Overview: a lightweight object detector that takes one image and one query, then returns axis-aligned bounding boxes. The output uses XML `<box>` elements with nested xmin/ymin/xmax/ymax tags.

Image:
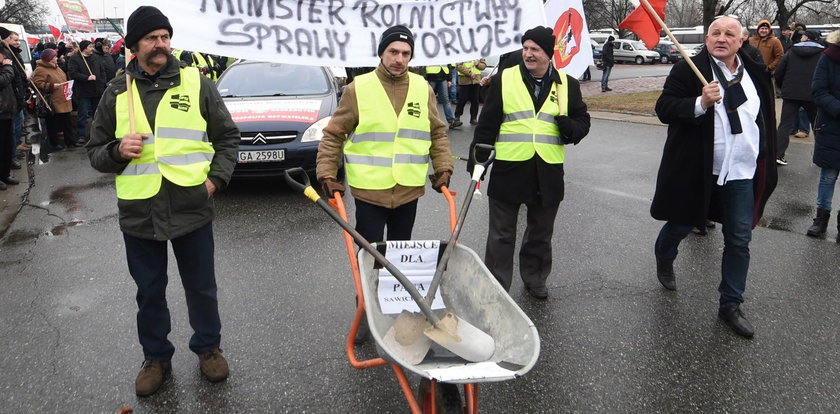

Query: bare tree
<box><xmin>771</xmin><ymin>0</ymin><xmax>838</xmax><ymax>29</ymax></box>
<box><xmin>0</xmin><ymin>0</ymin><xmax>49</xmax><ymax>31</ymax></box>
<box><xmin>583</xmin><ymin>0</ymin><xmax>635</xmax><ymax>37</ymax></box>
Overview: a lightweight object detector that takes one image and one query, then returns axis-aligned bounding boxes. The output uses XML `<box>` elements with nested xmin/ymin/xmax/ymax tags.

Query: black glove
<box><xmin>429</xmin><ymin>171</ymin><xmax>452</xmax><ymax>193</ymax></box>
<box><xmin>555</xmin><ymin>115</ymin><xmax>581</xmax><ymax>145</ymax></box>
<box><xmin>320</xmin><ymin>177</ymin><xmax>345</xmax><ymax>198</ymax></box>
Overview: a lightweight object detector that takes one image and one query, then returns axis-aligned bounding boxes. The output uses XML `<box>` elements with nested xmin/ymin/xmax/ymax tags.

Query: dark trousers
<box><xmin>485</xmin><ymin>197</ymin><xmax>561</xmax><ymax>291</ymax></box>
<box><xmin>0</xmin><ymin>119</ymin><xmax>12</xmax><ymax>179</ymax></box>
<box><xmin>654</xmin><ymin>179</ymin><xmax>754</xmax><ymax>308</ymax></box>
<box><xmin>354</xmin><ymin>198</ymin><xmax>418</xmax><ymax>244</ymax></box>
<box><xmin>455</xmin><ymin>84</ymin><xmax>480</xmax><ymax>121</ymax></box>
<box><xmin>776</xmin><ymin>99</ymin><xmax>817</xmax><ymax>158</ymax></box>
<box><xmin>46</xmin><ymin>112</ymin><xmax>75</xmax><ymax>147</ymax></box>
<box><xmin>75</xmin><ymin>96</ymin><xmax>100</xmax><ymax>139</ymax></box>
<box><xmin>123</xmin><ymin>222</ymin><xmax>221</xmax><ymax>360</ymax></box>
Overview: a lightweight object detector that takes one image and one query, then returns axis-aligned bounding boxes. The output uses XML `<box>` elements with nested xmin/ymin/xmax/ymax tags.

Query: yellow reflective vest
<box><xmin>496</xmin><ymin>65</ymin><xmax>569</xmax><ymax>164</ymax></box>
<box><xmin>114</xmin><ymin>67</ymin><xmax>214</xmax><ymax>200</ymax></box>
<box><xmin>461</xmin><ymin>61</ymin><xmax>482</xmax><ymax>75</ymax></box>
<box><xmin>425</xmin><ymin>65</ymin><xmax>450</xmax><ymax>75</ymax></box>
<box><xmin>344</xmin><ymin>71</ymin><xmax>431</xmax><ymax>189</ymax></box>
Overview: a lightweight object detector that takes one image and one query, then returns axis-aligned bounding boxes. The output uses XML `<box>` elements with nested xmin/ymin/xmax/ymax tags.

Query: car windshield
<box><xmin>631</xmin><ymin>41</ymin><xmax>650</xmax><ymax>50</ymax></box>
<box><xmin>217</xmin><ymin>62</ymin><xmax>329</xmax><ymax>97</ymax></box>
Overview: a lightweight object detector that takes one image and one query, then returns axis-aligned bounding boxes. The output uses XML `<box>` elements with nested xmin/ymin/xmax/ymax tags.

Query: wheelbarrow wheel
<box><xmin>418</xmin><ymin>378</ymin><xmax>463</xmax><ymax>414</ymax></box>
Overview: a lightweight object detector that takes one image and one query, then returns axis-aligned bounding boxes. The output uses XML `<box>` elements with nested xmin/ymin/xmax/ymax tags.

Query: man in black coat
<box><xmin>774</xmin><ymin>30</ymin><xmax>825</xmax><ymax>164</ymax></box>
<box><xmin>469</xmin><ymin>26</ymin><xmax>590</xmax><ymax>299</ymax></box>
<box><xmin>600</xmin><ymin>36</ymin><xmax>615</xmax><ymax>92</ymax></box>
<box><xmin>68</xmin><ymin>40</ymin><xmax>107</xmax><ymax>143</ymax></box>
<box><xmin>651</xmin><ymin>17</ymin><xmax>777</xmax><ymax>338</ymax></box>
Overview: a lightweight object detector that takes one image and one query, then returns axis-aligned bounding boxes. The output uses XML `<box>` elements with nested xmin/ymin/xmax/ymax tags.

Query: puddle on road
<box><xmin>46</xmin><ymin>220</ymin><xmax>86</xmax><ymax>236</ymax></box>
<box><xmin>45</xmin><ymin>178</ymin><xmax>113</xmax><ymax>212</ymax></box>
<box><xmin>1</xmin><ymin>229</ymin><xmax>40</xmax><ymax>246</ymax></box>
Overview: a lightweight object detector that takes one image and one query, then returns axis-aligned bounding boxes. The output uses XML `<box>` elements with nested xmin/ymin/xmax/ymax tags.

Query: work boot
<box><xmin>198</xmin><ymin>348</ymin><xmax>229</xmax><ymax>382</ymax></box>
<box><xmin>806</xmin><ymin>208</ymin><xmax>831</xmax><ymax>237</ymax></box>
<box><xmin>135</xmin><ymin>359</ymin><xmax>171</xmax><ymax>397</ymax></box>
<box><xmin>656</xmin><ymin>257</ymin><xmax>676</xmax><ymax>291</ymax></box>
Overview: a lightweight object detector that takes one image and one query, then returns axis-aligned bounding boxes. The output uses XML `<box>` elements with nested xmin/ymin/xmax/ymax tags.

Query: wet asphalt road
<box><xmin>1</xmin><ymin>118</ymin><xmax>839</xmax><ymax>413</ymax></box>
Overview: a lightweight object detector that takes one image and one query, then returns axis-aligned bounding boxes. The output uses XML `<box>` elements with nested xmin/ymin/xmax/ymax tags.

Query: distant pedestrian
<box><xmin>739</xmin><ymin>27</ymin><xmax>764</xmax><ymax>66</ymax></box>
<box><xmin>601</xmin><ymin>36</ymin><xmax>615</xmax><ymax>92</ymax></box>
<box><xmin>425</xmin><ymin>63</ymin><xmax>460</xmax><ymax>128</ymax></box>
<box><xmin>651</xmin><ymin>17</ymin><xmax>777</xmax><ymax>338</ymax></box>
<box><xmin>454</xmin><ymin>58</ymin><xmax>486</xmax><ymax>125</ymax></box>
<box><xmin>86</xmin><ymin>6</ymin><xmax>240</xmax><ymax>396</ymax></box>
<box><xmin>748</xmin><ymin>20</ymin><xmax>784</xmax><ymax>74</ymax></box>
<box><xmin>774</xmin><ymin>30</ymin><xmax>824</xmax><ymax>165</ymax></box>
<box><xmin>806</xmin><ymin>29</ymin><xmax>840</xmax><ymax>241</ymax></box>
<box><xmin>31</xmin><ymin>48</ymin><xmax>76</xmax><ymax>150</ymax></box>
<box><xmin>68</xmin><ymin>39</ymin><xmax>107</xmax><ymax>143</ymax></box>
<box><xmin>0</xmin><ymin>27</ymin><xmax>21</xmax><ymax>191</ymax></box>
<box><xmin>780</xmin><ymin>26</ymin><xmax>793</xmax><ymax>52</ymax></box>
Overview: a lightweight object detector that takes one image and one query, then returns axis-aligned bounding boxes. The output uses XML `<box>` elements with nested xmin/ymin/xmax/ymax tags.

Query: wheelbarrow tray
<box><xmin>358</xmin><ymin>242</ymin><xmax>540</xmax><ymax>384</ymax></box>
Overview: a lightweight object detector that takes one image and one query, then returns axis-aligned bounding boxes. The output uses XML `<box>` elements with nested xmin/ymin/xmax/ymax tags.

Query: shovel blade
<box><xmin>381</xmin><ymin>310</ymin><xmax>432</xmax><ymax>365</ymax></box>
<box><xmin>424</xmin><ymin>313</ymin><xmax>495</xmax><ymax>362</ymax></box>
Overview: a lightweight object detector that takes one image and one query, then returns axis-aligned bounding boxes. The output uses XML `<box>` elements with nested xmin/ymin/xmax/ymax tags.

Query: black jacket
<box><xmin>469</xmin><ymin>63</ymin><xmax>591</xmax><ymax>206</ymax></box>
<box><xmin>67</xmin><ymin>52</ymin><xmax>108</xmax><ymax>98</ymax></box>
<box><xmin>812</xmin><ymin>46</ymin><xmax>840</xmax><ymax>169</ymax></box>
<box><xmin>94</xmin><ymin>49</ymin><xmax>116</xmax><ymax>83</ymax></box>
<box><xmin>602</xmin><ymin>41</ymin><xmax>615</xmax><ymax>67</ymax></box>
<box><xmin>424</xmin><ymin>64</ymin><xmax>454</xmax><ymax>82</ymax></box>
<box><xmin>0</xmin><ymin>64</ymin><xmax>17</xmax><ymax>119</ymax></box>
<box><xmin>776</xmin><ymin>41</ymin><xmax>826</xmax><ymax>101</ymax></box>
<box><xmin>651</xmin><ymin>49</ymin><xmax>777</xmax><ymax>227</ymax></box>
<box><xmin>1</xmin><ymin>46</ymin><xmax>26</xmax><ymax>111</ymax></box>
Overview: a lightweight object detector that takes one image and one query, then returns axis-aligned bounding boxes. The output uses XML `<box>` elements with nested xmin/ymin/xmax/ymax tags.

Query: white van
<box><xmin>612</xmin><ymin>39</ymin><xmax>661</xmax><ymax>64</ymax></box>
<box><xmin>0</xmin><ymin>23</ymin><xmax>33</xmax><ymax>77</ymax></box>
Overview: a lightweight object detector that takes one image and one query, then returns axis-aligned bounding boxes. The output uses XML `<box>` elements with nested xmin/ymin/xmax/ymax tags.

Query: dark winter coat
<box><xmin>94</xmin><ymin>50</ymin><xmax>116</xmax><ymax>83</ymax></box>
<box><xmin>1</xmin><ymin>46</ymin><xmax>26</xmax><ymax>111</ymax></box>
<box><xmin>0</xmin><ymin>64</ymin><xmax>17</xmax><ymax>119</ymax></box>
<box><xmin>775</xmin><ymin>41</ymin><xmax>826</xmax><ymax>101</ymax></box>
<box><xmin>602</xmin><ymin>41</ymin><xmax>615</xmax><ymax>67</ymax></box>
<box><xmin>469</xmin><ymin>63</ymin><xmax>591</xmax><ymax>206</ymax></box>
<box><xmin>87</xmin><ymin>56</ymin><xmax>241</xmax><ymax>241</ymax></box>
<box><xmin>739</xmin><ymin>44</ymin><xmax>764</xmax><ymax>67</ymax></box>
<box><xmin>651</xmin><ymin>48</ymin><xmax>777</xmax><ymax>228</ymax></box>
<box><xmin>812</xmin><ymin>45</ymin><xmax>840</xmax><ymax>169</ymax></box>
<box><xmin>67</xmin><ymin>52</ymin><xmax>108</xmax><ymax>98</ymax></box>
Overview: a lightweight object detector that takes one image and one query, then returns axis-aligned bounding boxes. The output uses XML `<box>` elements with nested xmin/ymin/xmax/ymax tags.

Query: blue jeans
<box><xmin>655</xmin><ymin>179</ymin><xmax>754</xmax><ymax>308</ymax></box>
<box><xmin>794</xmin><ymin>107</ymin><xmax>809</xmax><ymax>133</ymax></box>
<box><xmin>449</xmin><ymin>70</ymin><xmax>458</xmax><ymax>102</ymax></box>
<box><xmin>123</xmin><ymin>222</ymin><xmax>222</xmax><ymax>360</ymax></box>
<box><xmin>76</xmin><ymin>96</ymin><xmax>100</xmax><ymax>139</ymax></box>
<box><xmin>11</xmin><ymin>110</ymin><xmax>23</xmax><ymax>159</ymax></box>
<box><xmin>817</xmin><ymin>168</ymin><xmax>839</xmax><ymax>211</ymax></box>
<box><xmin>429</xmin><ymin>79</ymin><xmax>454</xmax><ymax>123</ymax></box>
<box><xmin>601</xmin><ymin>66</ymin><xmax>612</xmax><ymax>90</ymax></box>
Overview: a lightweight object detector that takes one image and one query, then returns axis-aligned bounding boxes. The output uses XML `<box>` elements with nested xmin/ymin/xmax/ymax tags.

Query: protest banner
<box><xmin>56</xmin><ymin>0</ymin><xmax>95</xmax><ymax>32</ymax></box>
<box><xmin>126</xmin><ymin>0</ymin><xmax>547</xmax><ymax>67</ymax></box>
<box><xmin>544</xmin><ymin>0</ymin><xmax>593</xmax><ymax>78</ymax></box>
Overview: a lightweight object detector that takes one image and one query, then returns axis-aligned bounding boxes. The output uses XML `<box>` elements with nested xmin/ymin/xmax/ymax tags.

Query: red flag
<box><xmin>55</xmin><ymin>0</ymin><xmax>95</xmax><ymax>32</ymax></box>
<box><xmin>618</xmin><ymin>0</ymin><xmax>667</xmax><ymax>50</ymax></box>
<box><xmin>49</xmin><ymin>25</ymin><xmax>61</xmax><ymax>40</ymax></box>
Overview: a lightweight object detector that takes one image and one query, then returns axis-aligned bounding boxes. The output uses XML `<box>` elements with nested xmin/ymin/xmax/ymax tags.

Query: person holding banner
<box><xmin>86</xmin><ymin>6</ymin><xmax>240</xmax><ymax>396</ymax></box>
<box><xmin>651</xmin><ymin>16</ymin><xmax>777</xmax><ymax>338</ymax></box>
<box><xmin>68</xmin><ymin>40</ymin><xmax>107</xmax><ymax>144</ymax></box>
<box><xmin>32</xmin><ymin>48</ymin><xmax>75</xmax><ymax>150</ymax></box>
<box><xmin>469</xmin><ymin>26</ymin><xmax>591</xmax><ymax>300</ymax></box>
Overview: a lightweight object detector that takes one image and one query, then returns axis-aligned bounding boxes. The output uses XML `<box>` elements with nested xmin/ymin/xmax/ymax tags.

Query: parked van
<box><xmin>612</xmin><ymin>39</ymin><xmax>660</xmax><ymax>64</ymax></box>
<box><xmin>0</xmin><ymin>23</ymin><xmax>33</xmax><ymax>77</ymax></box>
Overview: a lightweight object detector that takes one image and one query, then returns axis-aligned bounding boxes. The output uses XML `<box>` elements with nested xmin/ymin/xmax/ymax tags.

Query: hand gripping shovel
<box><xmin>284</xmin><ymin>169</ymin><xmax>495</xmax><ymax>364</ymax></box>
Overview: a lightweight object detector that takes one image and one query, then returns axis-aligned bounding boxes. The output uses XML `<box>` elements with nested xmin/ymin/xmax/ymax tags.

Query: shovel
<box><xmin>284</xmin><ymin>169</ymin><xmax>495</xmax><ymax>364</ymax></box>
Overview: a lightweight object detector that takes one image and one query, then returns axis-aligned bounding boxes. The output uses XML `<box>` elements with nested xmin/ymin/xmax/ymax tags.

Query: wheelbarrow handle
<box><xmin>285</xmin><ymin>167</ymin><xmax>441</xmax><ymax>325</ymax></box>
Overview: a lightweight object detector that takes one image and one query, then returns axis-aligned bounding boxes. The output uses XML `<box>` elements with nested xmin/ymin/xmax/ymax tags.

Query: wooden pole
<box><xmin>638</xmin><ymin>0</ymin><xmax>709</xmax><ymax>86</ymax></box>
<box><xmin>2</xmin><ymin>41</ymin><xmax>52</xmax><ymax>112</ymax></box>
<box><xmin>124</xmin><ymin>54</ymin><xmax>136</xmax><ymax>134</ymax></box>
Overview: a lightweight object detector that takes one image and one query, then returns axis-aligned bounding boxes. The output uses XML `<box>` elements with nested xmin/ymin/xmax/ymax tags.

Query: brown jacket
<box><xmin>749</xmin><ymin>22</ymin><xmax>784</xmax><ymax>72</ymax></box>
<box><xmin>316</xmin><ymin>64</ymin><xmax>453</xmax><ymax>209</ymax></box>
<box><xmin>31</xmin><ymin>60</ymin><xmax>72</xmax><ymax>114</ymax></box>
<box><xmin>456</xmin><ymin>59</ymin><xmax>487</xmax><ymax>85</ymax></box>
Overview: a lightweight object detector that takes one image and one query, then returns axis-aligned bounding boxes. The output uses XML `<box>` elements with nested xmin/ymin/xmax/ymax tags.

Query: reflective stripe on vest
<box><xmin>497</xmin><ymin>65</ymin><xmax>569</xmax><ymax>164</ymax></box>
<box><xmin>114</xmin><ymin>67</ymin><xmax>213</xmax><ymax>200</ymax></box>
<box><xmin>344</xmin><ymin>71</ymin><xmax>431</xmax><ymax>189</ymax></box>
<box><xmin>461</xmin><ymin>61</ymin><xmax>482</xmax><ymax>75</ymax></box>
<box><xmin>425</xmin><ymin>65</ymin><xmax>450</xmax><ymax>75</ymax></box>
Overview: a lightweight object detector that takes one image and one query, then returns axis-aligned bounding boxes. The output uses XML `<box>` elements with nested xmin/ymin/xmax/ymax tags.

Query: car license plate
<box><xmin>238</xmin><ymin>149</ymin><xmax>285</xmax><ymax>163</ymax></box>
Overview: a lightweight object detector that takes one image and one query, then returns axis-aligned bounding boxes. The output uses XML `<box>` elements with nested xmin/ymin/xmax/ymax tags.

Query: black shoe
<box><xmin>718</xmin><ymin>305</ymin><xmax>754</xmax><ymax>338</ymax></box>
<box><xmin>75</xmin><ymin>139</ymin><xmax>87</xmax><ymax>146</ymax></box>
<box><xmin>0</xmin><ymin>180</ymin><xmax>6</xmax><ymax>191</ymax></box>
<box><xmin>449</xmin><ymin>120</ymin><xmax>463</xmax><ymax>129</ymax></box>
<box><xmin>525</xmin><ymin>285</ymin><xmax>548</xmax><ymax>300</ymax></box>
<box><xmin>1</xmin><ymin>177</ymin><xmax>20</xmax><ymax>185</ymax></box>
<box><xmin>655</xmin><ymin>258</ymin><xmax>676</xmax><ymax>290</ymax></box>
<box><xmin>604</xmin><ymin>87</ymin><xmax>613</xmax><ymax>91</ymax></box>
<box><xmin>10</xmin><ymin>160</ymin><xmax>21</xmax><ymax>170</ymax></box>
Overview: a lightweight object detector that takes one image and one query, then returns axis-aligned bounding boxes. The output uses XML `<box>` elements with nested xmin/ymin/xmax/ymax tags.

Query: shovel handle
<box><xmin>425</xmin><ymin>145</ymin><xmax>496</xmax><ymax>303</ymax></box>
<box><xmin>284</xmin><ymin>168</ymin><xmax>441</xmax><ymax>324</ymax></box>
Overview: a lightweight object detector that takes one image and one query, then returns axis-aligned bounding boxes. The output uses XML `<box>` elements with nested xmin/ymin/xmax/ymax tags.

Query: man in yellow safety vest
<box><xmin>469</xmin><ymin>26</ymin><xmax>591</xmax><ymax>300</ymax></box>
<box><xmin>316</xmin><ymin>25</ymin><xmax>454</xmax><ymax>342</ymax></box>
<box><xmin>86</xmin><ymin>6</ymin><xmax>240</xmax><ymax>397</ymax></box>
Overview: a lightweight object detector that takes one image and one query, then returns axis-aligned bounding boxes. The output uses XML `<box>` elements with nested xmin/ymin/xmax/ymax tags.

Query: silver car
<box><xmin>612</xmin><ymin>39</ymin><xmax>661</xmax><ymax>65</ymax></box>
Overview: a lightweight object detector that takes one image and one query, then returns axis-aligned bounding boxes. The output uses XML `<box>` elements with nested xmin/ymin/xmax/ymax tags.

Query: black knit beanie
<box><xmin>378</xmin><ymin>25</ymin><xmax>414</xmax><ymax>58</ymax></box>
<box><xmin>125</xmin><ymin>6</ymin><xmax>173</xmax><ymax>49</ymax></box>
<box><xmin>0</xmin><ymin>26</ymin><xmax>10</xmax><ymax>40</ymax></box>
<box><xmin>79</xmin><ymin>40</ymin><xmax>92</xmax><ymax>52</ymax></box>
<box><xmin>522</xmin><ymin>26</ymin><xmax>556</xmax><ymax>58</ymax></box>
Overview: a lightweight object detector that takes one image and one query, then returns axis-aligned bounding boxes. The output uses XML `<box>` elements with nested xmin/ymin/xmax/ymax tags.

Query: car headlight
<box><xmin>301</xmin><ymin>116</ymin><xmax>331</xmax><ymax>143</ymax></box>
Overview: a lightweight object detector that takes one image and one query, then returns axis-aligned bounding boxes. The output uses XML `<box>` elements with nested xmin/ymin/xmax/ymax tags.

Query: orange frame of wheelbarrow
<box><xmin>329</xmin><ymin>187</ymin><xmax>479</xmax><ymax>414</ymax></box>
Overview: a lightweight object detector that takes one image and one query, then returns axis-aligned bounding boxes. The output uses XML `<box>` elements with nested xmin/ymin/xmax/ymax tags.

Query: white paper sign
<box><xmin>378</xmin><ymin>240</ymin><xmax>445</xmax><ymax>314</ymax></box>
<box><xmin>126</xmin><ymin>0</ymin><xmax>548</xmax><ymax>67</ymax></box>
